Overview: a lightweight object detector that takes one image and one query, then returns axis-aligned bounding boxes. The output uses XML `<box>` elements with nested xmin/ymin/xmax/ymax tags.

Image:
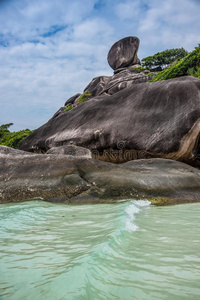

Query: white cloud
<box><xmin>138</xmin><ymin>0</ymin><xmax>200</xmax><ymax>53</ymax></box>
<box><xmin>0</xmin><ymin>0</ymin><xmax>97</xmax><ymax>40</ymax></box>
<box><xmin>0</xmin><ymin>0</ymin><xmax>199</xmax><ymax>131</ymax></box>
<box><xmin>73</xmin><ymin>18</ymin><xmax>113</xmax><ymax>43</ymax></box>
<box><xmin>114</xmin><ymin>0</ymin><xmax>142</xmax><ymax>21</ymax></box>
<box><xmin>0</xmin><ymin>0</ymin><xmax>115</xmax><ymax>130</ymax></box>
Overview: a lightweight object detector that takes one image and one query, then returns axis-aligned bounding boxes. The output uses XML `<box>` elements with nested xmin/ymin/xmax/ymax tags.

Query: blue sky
<box><xmin>0</xmin><ymin>0</ymin><xmax>200</xmax><ymax>131</ymax></box>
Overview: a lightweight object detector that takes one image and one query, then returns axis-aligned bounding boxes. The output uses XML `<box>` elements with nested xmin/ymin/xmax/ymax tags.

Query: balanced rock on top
<box><xmin>107</xmin><ymin>36</ymin><xmax>140</xmax><ymax>70</ymax></box>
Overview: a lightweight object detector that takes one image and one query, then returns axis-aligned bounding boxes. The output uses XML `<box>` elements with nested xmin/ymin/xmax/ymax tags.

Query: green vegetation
<box><xmin>187</xmin><ymin>66</ymin><xmax>200</xmax><ymax>78</ymax></box>
<box><xmin>141</xmin><ymin>48</ymin><xmax>188</xmax><ymax>70</ymax></box>
<box><xmin>64</xmin><ymin>104</ymin><xmax>72</xmax><ymax>111</ymax></box>
<box><xmin>77</xmin><ymin>91</ymin><xmax>92</xmax><ymax>104</ymax></box>
<box><xmin>150</xmin><ymin>45</ymin><xmax>200</xmax><ymax>82</ymax></box>
<box><xmin>64</xmin><ymin>91</ymin><xmax>92</xmax><ymax>112</ymax></box>
<box><xmin>132</xmin><ymin>66</ymin><xmax>146</xmax><ymax>72</ymax></box>
<box><xmin>0</xmin><ymin>123</ymin><xmax>33</xmax><ymax>149</ymax></box>
<box><xmin>147</xmin><ymin>72</ymin><xmax>154</xmax><ymax>77</ymax></box>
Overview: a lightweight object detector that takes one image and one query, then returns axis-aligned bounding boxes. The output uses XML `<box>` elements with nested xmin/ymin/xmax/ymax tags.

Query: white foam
<box><xmin>124</xmin><ymin>200</ymin><xmax>150</xmax><ymax>232</ymax></box>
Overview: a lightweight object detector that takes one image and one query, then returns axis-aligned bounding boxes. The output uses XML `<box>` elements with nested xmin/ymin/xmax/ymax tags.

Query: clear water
<box><xmin>0</xmin><ymin>200</ymin><xmax>200</xmax><ymax>300</ymax></box>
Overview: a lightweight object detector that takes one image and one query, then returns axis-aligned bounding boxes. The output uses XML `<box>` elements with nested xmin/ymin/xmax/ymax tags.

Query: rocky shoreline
<box><xmin>1</xmin><ymin>145</ymin><xmax>200</xmax><ymax>205</ymax></box>
<box><xmin>1</xmin><ymin>36</ymin><xmax>200</xmax><ymax>205</ymax></box>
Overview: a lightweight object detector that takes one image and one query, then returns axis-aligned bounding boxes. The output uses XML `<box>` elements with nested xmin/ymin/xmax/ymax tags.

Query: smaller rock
<box><xmin>46</xmin><ymin>145</ymin><xmax>92</xmax><ymax>158</ymax></box>
<box><xmin>52</xmin><ymin>107</ymin><xmax>65</xmax><ymax>119</ymax></box>
<box><xmin>84</xmin><ymin>76</ymin><xmax>110</xmax><ymax>97</ymax></box>
<box><xmin>64</xmin><ymin>93</ymin><xmax>81</xmax><ymax>106</ymax></box>
<box><xmin>0</xmin><ymin>145</ymin><xmax>35</xmax><ymax>156</ymax></box>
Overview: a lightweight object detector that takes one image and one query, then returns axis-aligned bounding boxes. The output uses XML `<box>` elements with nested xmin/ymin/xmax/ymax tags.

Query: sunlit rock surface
<box><xmin>20</xmin><ymin>76</ymin><xmax>200</xmax><ymax>167</ymax></box>
<box><xmin>1</xmin><ymin>147</ymin><xmax>200</xmax><ymax>205</ymax></box>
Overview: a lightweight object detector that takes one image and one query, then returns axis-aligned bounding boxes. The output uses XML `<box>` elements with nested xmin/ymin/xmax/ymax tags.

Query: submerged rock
<box><xmin>1</xmin><ymin>147</ymin><xmax>200</xmax><ymax>205</ymax></box>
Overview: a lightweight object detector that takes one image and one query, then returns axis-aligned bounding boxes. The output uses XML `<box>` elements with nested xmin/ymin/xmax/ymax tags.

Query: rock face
<box><xmin>20</xmin><ymin>76</ymin><xmax>200</xmax><ymax>167</ymax></box>
<box><xmin>62</xmin><ymin>37</ymin><xmax>153</xmax><ymax>107</ymax></box>
<box><xmin>0</xmin><ymin>145</ymin><xmax>35</xmax><ymax>156</ymax></box>
<box><xmin>64</xmin><ymin>93</ymin><xmax>81</xmax><ymax>106</ymax></box>
<box><xmin>107</xmin><ymin>36</ymin><xmax>140</xmax><ymax>70</ymax></box>
<box><xmin>1</xmin><ymin>147</ymin><xmax>200</xmax><ymax>205</ymax></box>
<box><xmin>46</xmin><ymin>145</ymin><xmax>92</xmax><ymax>158</ymax></box>
<box><xmin>83</xmin><ymin>65</ymin><xmax>152</xmax><ymax>98</ymax></box>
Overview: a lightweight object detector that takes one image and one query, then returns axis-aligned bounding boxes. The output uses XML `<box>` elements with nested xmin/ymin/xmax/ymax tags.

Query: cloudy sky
<box><xmin>0</xmin><ymin>0</ymin><xmax>200</xmax><ymax>131</ymax></box>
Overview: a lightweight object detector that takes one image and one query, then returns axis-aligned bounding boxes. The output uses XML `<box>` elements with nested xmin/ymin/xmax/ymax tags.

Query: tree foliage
<box><xmin>0</xmin><ymin>123</ymin><xmax>13</xmax><ymax>137</ymax></box>
<box><xmin>141</xmin><ymin>48</ymin><xmax>188</xmax><ymax>70</ymax></box>
<box><xmin>0</xmin><ymin>123</ymin><xmax>33</xmax><ymax>149</ymax></box>
<box><xmin>150</xmin><ymin>44</ymin><xmax>200</xmax><ymax>82</ymax></box>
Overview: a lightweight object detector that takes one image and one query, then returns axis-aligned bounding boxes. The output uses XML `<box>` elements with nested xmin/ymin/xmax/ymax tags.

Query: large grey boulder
<box><xmin>1</xmin><ymin>148</ymin><xmax>200</xmax><ymax>205</ymax></box>
<box><xmin>20</xmin><ymin>76</ymin><xmax>200</xmax><ymax>167</ymax></box>
<box><xmin>107</xmin><ymin>36</ymin><xmax>140</xmax><ymax>70</ymax></box>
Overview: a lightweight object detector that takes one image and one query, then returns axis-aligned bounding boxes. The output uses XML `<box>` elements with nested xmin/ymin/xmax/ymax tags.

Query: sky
<box><xmin>0</xmin><ymin>0</ymin><xmax>200</xmax><ymax>131</ymax></box>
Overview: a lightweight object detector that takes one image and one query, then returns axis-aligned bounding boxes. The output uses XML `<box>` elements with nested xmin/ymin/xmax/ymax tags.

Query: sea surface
<box><xmin>0</xmin><ymin>200</ymin><xmax>200</xmax><ymax>300</ymax></box>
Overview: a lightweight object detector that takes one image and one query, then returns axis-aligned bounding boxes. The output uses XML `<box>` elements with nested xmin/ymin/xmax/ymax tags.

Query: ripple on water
<box><xmin>0</xmin><ymin>200</ymin><xmax>200</xmax><ymax>300</ymax></box>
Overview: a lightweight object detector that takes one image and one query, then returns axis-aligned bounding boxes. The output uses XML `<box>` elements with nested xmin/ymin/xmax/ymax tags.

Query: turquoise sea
<box><xmin>0</xmin><ymin>200</ymin><xmax>200</xmax><ymax>300</ymax></box>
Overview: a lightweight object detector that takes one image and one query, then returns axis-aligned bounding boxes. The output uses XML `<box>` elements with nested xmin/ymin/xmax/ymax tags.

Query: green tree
<box><xmin>0</xmin><ymin>123</ymin><xmax>33</xmax><ymax>149</ymax></box>
<box><xmin>150</xmin><ymin>44</ymin><xmax>200</xmax><ymax>82</ymax></box>
<box><xmin>0</xmin><ymin>123</ymin><xmax>13</xmax><ymax>138</ymax></box>
<box><xmin>141</xmin><ymin>48</ymin><xmax>188</xmax><ymax>70</ymax></box>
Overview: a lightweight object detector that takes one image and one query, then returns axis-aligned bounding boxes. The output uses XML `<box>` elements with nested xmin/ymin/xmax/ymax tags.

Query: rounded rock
<box><xmin>107</xmin><ymin>36</ymin><xmax>140</xmax><ymax>70</ymax></box>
